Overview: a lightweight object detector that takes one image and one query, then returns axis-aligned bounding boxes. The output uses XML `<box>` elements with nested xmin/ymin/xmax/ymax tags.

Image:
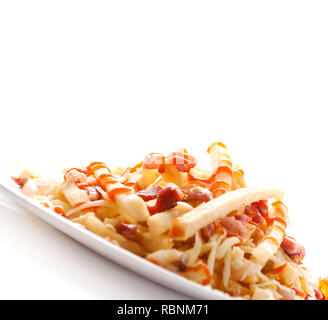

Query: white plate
<box><xmin>0</xmin><ymin>176</ymin><xmax>233</xmax><ymax>300</ymax></box>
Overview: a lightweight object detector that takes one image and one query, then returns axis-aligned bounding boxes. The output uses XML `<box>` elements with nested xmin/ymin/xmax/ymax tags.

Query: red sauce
<box><xmin>188</xmin><ymin>165</ymin><xmax>232</xmax><ymax>184</ymax></box>
<box><xmin>209</xmin><ymin>180</ymin><xmax>230</xmax><ymax>192</ymax></box>
<box><xmin>54</xmin><ymin>206</ymin><xmax>66</xmax><ymax>217</ymax></box>
<box><xmin>265</xmin><ymin>215</ymin><xmax>287</xmax><ymax>229</ymax></box>
<box><xmin>146</xmin><ymin>258</ymin><xmax>162</xmax><ymax>267</ymax></box>
<box><xmin>73</xmin><ymin>202</ymin><xmax>87</xmax><ymax>208</ymax></box>
<box><xmin>274</xmin><ymin>217</ymin><xmax>287</xmax><ymax>228</ymax></box>
<box><xmin>293</xmin><ymin>288</ymin><xmax>306</xmax><ymax>299</ymax></box>
<box><xmin>77</xmin><ymin>180</ymin><xmax>99</xmax><ymax>190</ymax></box>
<box><xmin>107</xmin><ymin>186</ymin><xmax>132</xmax><ymax>201</ymax></box>
<box><xmin>168</xmin><ymin>219</ymin><xmax>185</xmax><ymax>238</ymax></box>
<box><xmin>206</xmin><ymin>141</ymin><xmax>227</xmax><ymax>153</ymax></box>
<box><xmin>265</xmin><ymin>236</ymin><xmax>280</xmax><ymax>247</ymax></box>
<box><xmin>119</xmin><ymin>167</ymin><xmax>131</xmax><ymax>177</ymax></box>
<box><xmin>11</xmin><ymin>176</ymin><xmax>22</xmax><ymax>187</ymax></box>
<box><xmin>261</xmin><ymin>201</ymin><xmax>288</xmax><ymax>229</ymax></box>
<box><xmin>64</xmin><ymin>168</ymin><xmax>87</xmax><ymax>181</ymax></box>
<box><xmin>130</xmin><ymin>161</ymin><xmax>143</xmax><ymax>173</ymax></box>
<box><xmin>123</xmin><ymin>181</ymin><xmax>137</xmax><ymax>187</ymax></box>
<box><xmin>274</xmin><ymin>224</ymin><xmax>286</xmax><ymax>237</ymax></box>
<box><xmin>273</xmin><ymin>263</ymin><xmax>287</xmax><ymax>274</ymax></box>
<box><xmin>211</xmin><ymin>188</ymin><xmax>227</xmax><ymax>198</ymax></box>
<box><xmin>87</xmin><ymin>162</ymin><xmax>132</xmax><ymax>201</ymax></box>
<box><xmin>186</xmin><ymin>263</ymin><xmax>212</xmax><ymax>285</ymax></box>
<box><xmin>87</xmin><ymin>161</ymin><xmax>106</xmax><ymax>169</ymax></box>
<box><xmin>98</xmin><ymin>173</ymin><xmax>118</xmax><ymax>184</ymax></box>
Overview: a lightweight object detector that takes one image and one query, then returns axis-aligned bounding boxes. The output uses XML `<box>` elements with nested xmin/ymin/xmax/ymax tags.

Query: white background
<box><xmin>0</xmin><ymin>1</ymin><xmax>327</xmax><ymax>299</ymax></box>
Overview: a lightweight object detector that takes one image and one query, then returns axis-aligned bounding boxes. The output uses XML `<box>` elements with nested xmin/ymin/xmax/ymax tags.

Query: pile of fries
<box><xmin>13</xmin><ymin>142</ymin><xmax>328</xmax><ymax>300</ymax></box>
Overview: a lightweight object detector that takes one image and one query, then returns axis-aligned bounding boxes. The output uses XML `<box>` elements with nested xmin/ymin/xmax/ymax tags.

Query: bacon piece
<box><xmin>234</xmin><ymin>214</ymin><xmax>250</xmax><ymax>224</ymax></box>
<box><xmin>143</xmin><ymin>150</ymin><xmax>197</xmax><ymax>174</ymax></box>
<box><xmin>245</xmin><ymin>202</ymin><xmax>264</xmax><ymax>224</ymax></box>
<box><xmin>136</xmin><ymin>186</ymin><xmax>162</xmax><ymax>201</ymax></box>
<box><xmin>85</xmin><ymin>186</ymin><xmax>101</xmax><ymax>201</ymax></box>
<box><xmin>146</xmin><ymin>203</ymin><xmax>159</xmax><ymax>216</ymax></box>
<box><xmin>281</xmin><ymin>235</ymin><xmax>305</xmax><ymax>263</ymax></box>
<box><xmin>256</xmin><ymin>200</ymin><xmax>268</xmax><ymax>216</ymax></box>
<box><xmin>148</xmin><ymin>184</ymin><xmax>184</xmax><ymax>215</ymax></box>
<box><xmin>201</xmin><ymin>222</ymin><xmax>216</xmax><ymax>241</ymax></box>
<box><xmin>115</xmin><ymin>223</ymin><xmax>138</xmax><ymax>240</ymax></box>
<box><xmin>158</xmin><ymin>151</ymin><xmax>197</xmax><ymax>174</ymax></box>
<box><xmin>65</xmin><ymin>168</ymin><xmax>87</xmax><ymax>183</ymax></box>
<box><xmin>163</xmin><ymin>151</ymin><xmax>197</xmax><ymax>172</ymax></box>
<box><xmin>252</xmin><ymin>213</ymin><xmax>263</xmax><ymax>224</ymax></box>
<box><xmin>314</xmin><ymin>288</ymin><xmax>325</xmax><ymax>300</ymax></box>
<box><xmin>156</xmin><ymin>183</ymin><xmax>184</xmax><ymax>212</ymax></box>
<box><xmin>219</xmin><ymin>216</ymin><xmax>246</xmax><ymax>239</ymax></box>
<box><xmin>143</xmin><ymin>153</ymin><xmax>165</xmax><ymax>170</ymax></box>
<box><xmin>185</xmin><ymin>186</ymin><xmax>213</xmax><ymax>207</ymax></box>
<box><xmin>12</xmin><ymin>176</ymin><xmax>29</xmax><ymax>188</ymax></box>
<box><xmin>244</xmin><ymin>203</ymin><xmax>258</xmax><ymax>216</ymax></box>
<box><xmin>176</xmin><ymin>255</ymin><xmax>188</xmax><ymax>272</ymax></box>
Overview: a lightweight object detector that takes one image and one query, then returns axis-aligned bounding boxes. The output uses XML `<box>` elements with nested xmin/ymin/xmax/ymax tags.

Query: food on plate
<box><xmin>12</xmin><ymin>142</ymin><xmax>326</xmax><ymax>300</ymax></box>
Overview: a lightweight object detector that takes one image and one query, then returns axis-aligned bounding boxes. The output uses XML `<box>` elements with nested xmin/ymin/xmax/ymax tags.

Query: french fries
<box><xmin>169</xmin><ymin>186</ymin><xmax>284</xmax><ymax>241</ymax></box>
<box><xmin>14</xmin><ymin>141</ymin><xmax>323</xmax><ymax>300</ymax></box>
<box><xmin>146</xmin><ymin>249</ymin><xmax>183</xmax><ymax>265</ymax></box>
<box><xmin>73</xmin><ymin>212</ymin><xmax>145</xmax><ymax>256</ymax></box>
<box><xmin>136</xmin><ymin>229</ymin><xmax>173</xmax><ymax>253</ymax></box>
<box><xmin>89</xmin><ymin>162</ymin><xmax>149</xmax><ymax>222</ymax></box>
<box><xmin>147</xmin><ymin>202</ymin><xmax>193</xmax><ymax>235</ymax></box>
<box><xmin>61</xmin><ymin>181</ymin><xmax>89</xmax><ymax>207</ymax></box>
